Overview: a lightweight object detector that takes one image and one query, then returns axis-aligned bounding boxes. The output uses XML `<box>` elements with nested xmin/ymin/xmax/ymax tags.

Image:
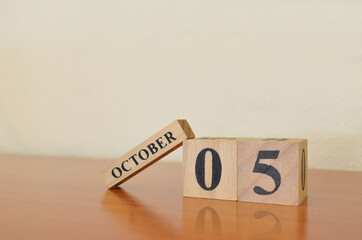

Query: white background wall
<box><xmin>0</xmin><ymin>0</ymin><xmax>361</xmax><ymax>170</ymax></box>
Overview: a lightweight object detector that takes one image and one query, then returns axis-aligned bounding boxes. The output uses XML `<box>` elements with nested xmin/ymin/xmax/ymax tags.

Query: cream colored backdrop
<box><xmin>0</xmin><ymin>1</ymin><xmax>361</xmax><ymax>170</ymax></box>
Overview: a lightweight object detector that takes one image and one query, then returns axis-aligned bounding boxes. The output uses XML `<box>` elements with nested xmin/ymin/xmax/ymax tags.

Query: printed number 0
<box><xmin>253</xmin><ymin>151</ymin><xmax>281</xmax><ymax>195</ymax></box>
<box><xmin>195</xmin><ymin>148</ymin><xmax>222</xmax><ymax>191</ymax></box>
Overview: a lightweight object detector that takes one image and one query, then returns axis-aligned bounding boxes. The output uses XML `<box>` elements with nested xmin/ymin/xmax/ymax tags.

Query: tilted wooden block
<box><xmin>183</xmin><ymin>138</ymin><xmax>308</xmax><ymax>205</ymax></box>
<box><xmin>101</xmin><ymin>119</ymin><xmax>195</xmax><ymax>188</ymax></box>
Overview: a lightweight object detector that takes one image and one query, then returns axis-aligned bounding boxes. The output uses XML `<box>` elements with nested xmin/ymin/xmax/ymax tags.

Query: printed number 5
<box><xmin>253</xmin><ymin>151</ymin><xmax>281</xmax><ymax>195</ymax></box>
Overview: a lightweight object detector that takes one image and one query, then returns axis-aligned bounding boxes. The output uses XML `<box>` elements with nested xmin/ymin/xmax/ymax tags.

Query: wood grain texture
<box><xmin>101</xmin><ymin>119</ymin><xmax>194</xmax><ymax>188</ymax></box>
<box><xmin>183</xmin><ymin>139</ymin><xmax>237</xmax><ymax>200</ymax></box>
<box><xmin>237</xmin><ymin>138</ymin><xmax>308</xmax><ymax>205</ymax></box>
<box><xmin>183</xmin><ymin>138</ymin><xmax>307</xmax><ymax>205</ymax></box>
<box><xmin>0</xmin><ymin>154</ymin><xmax>361</xmax><ymax>240</ymax></box>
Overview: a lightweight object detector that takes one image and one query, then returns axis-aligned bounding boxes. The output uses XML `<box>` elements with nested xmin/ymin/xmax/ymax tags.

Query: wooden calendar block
<box><xmin>101</xmin><ymin>119</ymin><xmax>195</xmax><ymax>188</ymax></box>
<box><xmin>183</xmin><ymin>138</ymin><xmax>238</xmax><ymax>200</ymax></box>
<box><xmin>237</xmin><ymin>138</ymin><xmax>308</xmax><ymax>206</ymax></box>
<box><xmin>182</xmin><ymin>138</ymin><xmax>308</xmax><ymax>205</ymax></box>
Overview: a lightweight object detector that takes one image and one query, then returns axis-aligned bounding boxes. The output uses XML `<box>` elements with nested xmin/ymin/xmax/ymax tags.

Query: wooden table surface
<box><xmin>0</xmin><ymin>154</ymin><xmax>361</xmax><ymax>240</ymax></box>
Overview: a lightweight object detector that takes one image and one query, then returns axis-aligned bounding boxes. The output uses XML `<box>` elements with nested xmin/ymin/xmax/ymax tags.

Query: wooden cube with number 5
<box><xmin>183</xmin><ymin>138</ymin><xmax>307</xmax><ymax>205</ymax></box>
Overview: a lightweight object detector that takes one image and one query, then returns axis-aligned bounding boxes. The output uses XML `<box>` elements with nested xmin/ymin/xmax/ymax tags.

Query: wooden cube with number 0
<box><xmin>183</xmin><ymin>138</ymin><xmax>238</xmax><ymax>200</ymax></box>
<box><xmin>183</xmin><ymin>138</ymin><xmax>308</xmax><ymax>205</ymax></box>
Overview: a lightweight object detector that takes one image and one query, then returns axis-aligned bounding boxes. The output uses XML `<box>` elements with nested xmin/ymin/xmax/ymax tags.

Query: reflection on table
<box><xmin>183</xmin><ymin>197</ymin><xmax>307</xmax><ymax>239</ymax></box>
